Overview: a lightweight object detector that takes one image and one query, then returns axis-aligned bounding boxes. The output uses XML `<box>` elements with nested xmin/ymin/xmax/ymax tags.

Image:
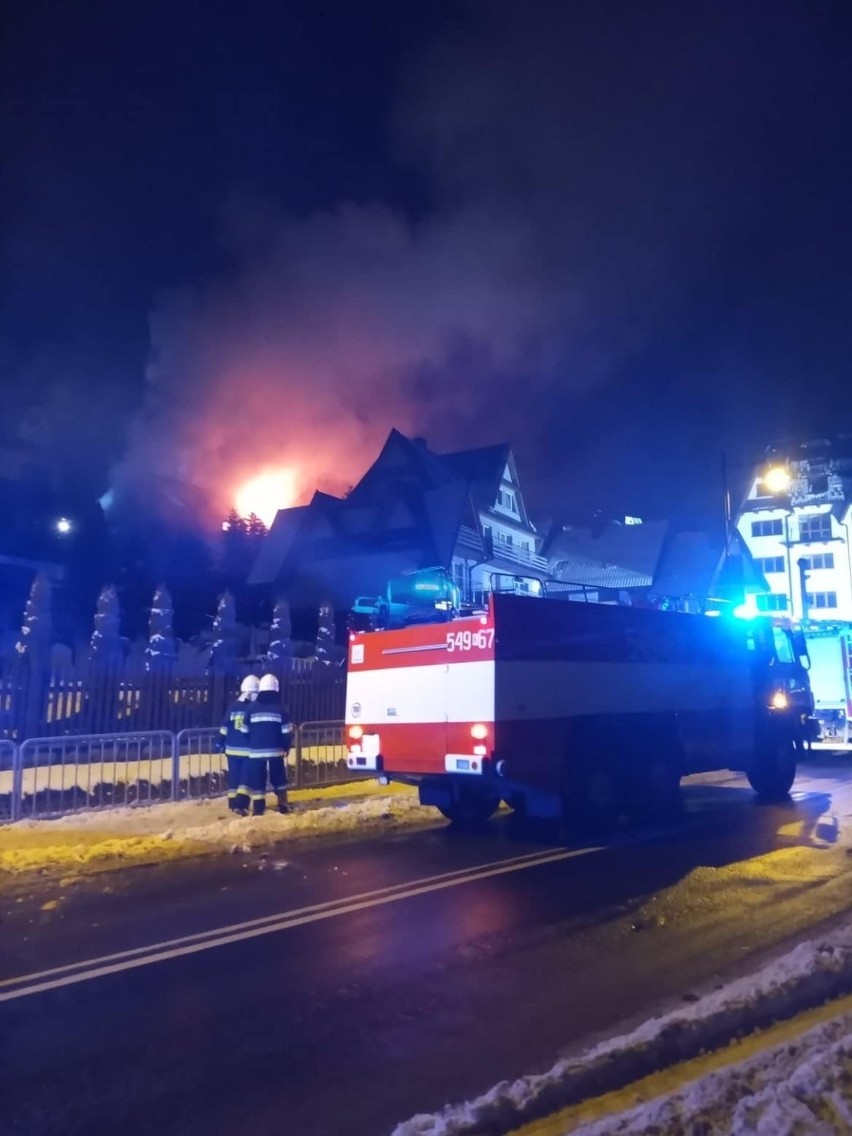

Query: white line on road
<box><xmin>0</xmin><ymin>814</ymin><xmax>705</xmax><ymax>1005</ymax></box>
<box><xmin>0</xmin><ymin>844</ymin><xmax>605</xmax><ymax>1003</ymax></box>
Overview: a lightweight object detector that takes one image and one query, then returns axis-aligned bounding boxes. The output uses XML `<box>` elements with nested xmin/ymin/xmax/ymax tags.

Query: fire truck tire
<box><xmin>626</xmin><ymin>756</ymin><xmax>683</xmax><ymax>822</ymax></box>
<box><xmin>438</xmin><ymin>787</ymin><xmax>501</xmax><ymax>826</ymax></box>
<box><xmin>562</xmin><ymin>758</ymin><xmax>622</xmax><ymax>836</ymax></box>
<box><xmin>748</xmin><ymin>733</ymin><xmax>799</xmax><ymax>801</ymax></box>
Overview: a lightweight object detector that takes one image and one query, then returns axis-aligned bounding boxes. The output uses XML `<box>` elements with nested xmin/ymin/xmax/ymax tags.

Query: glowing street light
<box><xmin>55</xmin><ymin>517</ymin><xmax>73</xmax><ymax>535</ymax></box>
<box><xmin>762</xmin><ymin>464</ymin><xmax>792</xmax><ymax>495</ymax></box>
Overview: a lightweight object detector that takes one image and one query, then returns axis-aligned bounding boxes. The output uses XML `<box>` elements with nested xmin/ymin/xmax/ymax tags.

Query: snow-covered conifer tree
<box><xmin>145</xmin><ymin>584</ymin><xmax>177</xmax><ymax>671</ymax></box>
<box><xmin>90</xmin><ymin>584</ymin><xmax>123</xmax><ymax>667</ymax></box>
<box><xmin>267</xmin><ymin>597</ymin><xmax>292</xmax><ymax>668</ymax></box>
<box><xmin>16</xmin><ymin>572</ymin><xmax>52</xmax><ymax>664</ymax></box>
<box><xmin>315</xmin><ymin>600</ymin><xmax>336</xmax><ymax>664</ymax></box>
<box><xmin>210</xmin><ymin>590</ymin><xmax>239</xmax><ymax>672</ymax></box>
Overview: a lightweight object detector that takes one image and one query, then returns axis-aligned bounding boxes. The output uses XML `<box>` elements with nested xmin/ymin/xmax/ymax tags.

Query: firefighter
<box><xmin>217</xmin><ymin>675</ymin><xmax>258</xmax><ymax>814</ymax></box>
<box><xmin>245</xmin><ymin>673</ymin><xmax>294</xmax><ymax>816</ymax></box>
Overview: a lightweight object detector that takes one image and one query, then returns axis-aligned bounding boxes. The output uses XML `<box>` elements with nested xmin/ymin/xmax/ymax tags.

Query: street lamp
<box><xmin>723</xmin><ymin>455</ymin><xmax>792</xmax><ymax>551</ymax></box>
<box><xmin>55</xmin><ymin>517</ymin><xmax>73</xmax><ymax>535</ymax></box>
<box><xmin>763</xmin><ymin>464</ymin><xmax>792</xmax><ymax>495</ymax></box>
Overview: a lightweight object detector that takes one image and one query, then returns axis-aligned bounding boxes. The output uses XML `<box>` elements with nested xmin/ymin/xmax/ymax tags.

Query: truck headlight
<box><xmin>770</xmin><ymin>690</ymin><xmax>788</xmax><ymax>711</ymax></box>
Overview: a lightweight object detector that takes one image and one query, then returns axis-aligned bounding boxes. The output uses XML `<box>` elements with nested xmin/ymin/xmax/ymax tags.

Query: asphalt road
<box><xmin>3</xmin><ymin>758</ymin><xmax>852</xmax><ymax>1136</ymax></box>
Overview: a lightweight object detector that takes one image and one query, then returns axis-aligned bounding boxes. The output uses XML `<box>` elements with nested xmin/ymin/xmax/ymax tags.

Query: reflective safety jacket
<box><xmin>247</xmin><ymin>690</ymin><xmax>294</xmax><ymax>760</ymax></box>
<box><xmin>217</xmin><ymin>697</ymin><xmax>252</xmax><ymax>757</ymax></box>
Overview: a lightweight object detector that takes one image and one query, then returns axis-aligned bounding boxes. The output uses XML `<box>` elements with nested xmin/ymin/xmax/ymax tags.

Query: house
<box><xmin>541</xmin><ymin>517</ymin><xmax>764</xmax><ymax>611</ymax></box>
<box><xmin>737</xmin><ymin>436</ymin><xmax>852</xmax><ymax>621</ymax></box>
<box><xmin>248</xmin><ymin>429</ymin><xmax>545</xmax><ymax>610</ymax></box>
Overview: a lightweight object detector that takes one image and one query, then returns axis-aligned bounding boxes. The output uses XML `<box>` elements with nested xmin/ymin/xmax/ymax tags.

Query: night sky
<box><xmin>4</xmin><ymin>0</ymin><xmax>852</xmax><ymax>529</ymax></box>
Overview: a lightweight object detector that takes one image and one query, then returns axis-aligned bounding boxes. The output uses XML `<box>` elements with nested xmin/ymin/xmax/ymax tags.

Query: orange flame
<box><xmin>234</xmin><ymin>469</ymin><xmax>297</xmax><ymax>527</ymax></box>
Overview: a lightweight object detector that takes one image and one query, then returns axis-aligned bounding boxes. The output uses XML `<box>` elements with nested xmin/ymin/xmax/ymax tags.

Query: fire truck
<box><xmin>345</xmin><ymin>583</ymin><xmax>813</xmax><ymax>828</ymax></box>
<box><xmin>800</xmin><ymin>623</ymin><xmax>852</xmax><ymax>742</ymax></box>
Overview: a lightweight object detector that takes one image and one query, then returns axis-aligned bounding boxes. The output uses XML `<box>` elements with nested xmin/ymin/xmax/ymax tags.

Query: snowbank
<box><xmin>566</xmin><ymin>1009</ymin><xmax>852</xmax><ymax>1135</ymax></box>
<box><xmin>0</xmin><ymin>782</ymin><xmax>435</xmax><ymax>877</ymax></box>
<box><xmin>392</xmin><ymin>920</ymin><xmax>852</xmax><ymax>1136</ymax></box>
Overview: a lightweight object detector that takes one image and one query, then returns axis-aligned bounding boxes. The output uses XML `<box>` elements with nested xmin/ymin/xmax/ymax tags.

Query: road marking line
<box><xmin>0</xmin><ymin>845</ymin><xmax>607</xmax><ymax>1002</ymax></box>
<box><xmin>0</xmin><ymin>845</ymin><xmax>576</xmax><ymax>990</ymax></box>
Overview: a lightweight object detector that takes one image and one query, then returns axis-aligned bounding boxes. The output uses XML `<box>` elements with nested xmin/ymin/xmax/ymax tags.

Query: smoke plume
<box><xmin>114</xmin><ymin>0</ymin><xmax>834</xmax><ymax>524</ymax></box>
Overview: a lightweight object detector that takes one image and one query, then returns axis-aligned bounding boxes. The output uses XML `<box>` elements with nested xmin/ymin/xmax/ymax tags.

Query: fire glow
<box><xmin>234</xmin><ymin>469</ymin><xmax>297</xmax><ymax>527</ymax></box>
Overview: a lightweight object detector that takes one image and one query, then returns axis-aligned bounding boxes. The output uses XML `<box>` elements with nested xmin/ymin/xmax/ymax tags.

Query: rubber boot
<box><xmin>276</xmin><ymin>789</ymin><xmax>290</xmax><ymax>815</ymax></box>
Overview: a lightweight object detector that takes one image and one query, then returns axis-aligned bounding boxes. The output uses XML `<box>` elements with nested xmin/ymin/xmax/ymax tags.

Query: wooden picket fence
<box><xmin>0</xmin><ymin>662</ymin><xmax>347</xmax><ymax>742</ymax></box>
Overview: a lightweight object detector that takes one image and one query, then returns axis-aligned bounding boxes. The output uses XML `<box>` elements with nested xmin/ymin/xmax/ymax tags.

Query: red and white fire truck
<box><xmin>345</xmin><ymin>585</ymin><xmax>813</xmax><ymax>828</ymax></box>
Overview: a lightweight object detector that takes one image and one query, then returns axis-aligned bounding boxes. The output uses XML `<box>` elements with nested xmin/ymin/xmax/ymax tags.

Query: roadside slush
<box><xmin>0</xmin><ymin>780</ymin><xmax>436</xmax><ymax>883</ymax></box>
<box><xmin>393</xmin><ymin>911</ymin><xmax>852</xmax><ymax>1136</ymax></box>
<box><xmin>510</xmin><ymin>992</ymin><xmax>852</xmax><ymax>1135</ymax></box>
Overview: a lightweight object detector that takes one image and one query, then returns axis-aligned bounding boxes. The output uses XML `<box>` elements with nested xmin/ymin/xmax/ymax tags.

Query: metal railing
<box><xmin>296</xmin><ymin>721</ymin><xmax>366</xmax><ymax>789</ymax></box>
<box><xmin>173</xmin><ymin>727</ymin><xmax>227</xmax><ymax>802</ymax></box>
<box><xmin>0</xmin><ymin>722</ymin><xmax>360</xmax><ymax>823</ymax></box>
<box><xmin>0</xmin><ymin>739</ymin><xmax>19</xmax><ymax>824</ymax></box>
<box><xmin>13</xmin><ymin>732</ymin><xmax>176</xmax><ymax>821</ymax></box>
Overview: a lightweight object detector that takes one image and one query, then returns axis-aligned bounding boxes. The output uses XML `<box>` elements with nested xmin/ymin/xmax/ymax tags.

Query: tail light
<box><xmin>470</xmin><ymin>723</ymin><xmax>488</xmax><ymax>740</ymax></box>
<box><xmin>348</xmin><ymin>725</ymin><xmax>364</xmax><ymax>739</ymax></box>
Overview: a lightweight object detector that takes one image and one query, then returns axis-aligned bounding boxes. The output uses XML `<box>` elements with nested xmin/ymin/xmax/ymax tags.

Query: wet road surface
<box><xmin>2</xmin><ymin>759</ymin><xmax>852</xmax><ymax>1135</ymax></box>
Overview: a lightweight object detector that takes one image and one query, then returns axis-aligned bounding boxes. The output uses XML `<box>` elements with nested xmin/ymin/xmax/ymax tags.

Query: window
<box><xmin>801</xmin><ymin>552</ymin><xmax>835</xmax><ymax>571</ymax></box>
<box><xmin>772</xmin><ymin>628</ymin><xmax>795</xmax><ymax>664</ymax></box>
<box><xmin>497</xmin><ymin>488</ymin><xmax>518</xmax><ymax>513</ymax></box>
<box><xmin>799</xmin><ymin>515</ymin><xmax>833</xmax><ymax>542</ymax></box>
<box><xmin>756</xmin><ymin>593</ymin><xmax>789</xmax><ymax>612</ymax></box>
<box><xmin>751</xmin><ymin>519</ymin><xmax>784</xmax><ymax>537</ymax></box>
<box><xmin>806</xmin><ymin>592</ymin><xmax>838</xmax><ymax>610</ymax></box>
<box><xmin>495</xmin><ymin>531</ymin><xmax>513</xmax><ymax>546</ymax></box>
<box><xmin>755</xmin><ymin>556</ymin><xmax>785</xmax><ymax>574</ymax></box>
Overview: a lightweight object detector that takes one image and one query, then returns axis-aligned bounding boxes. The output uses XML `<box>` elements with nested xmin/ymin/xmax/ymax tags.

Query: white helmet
<box><xmin>259</xmin><ymin>673</ymin><xmax>280</xmax><ymax>693</ymax></box>
<box><xmin>240</xmin><ymin>675</ymin><xmax>260</xmax><ymax>697</ymax></box>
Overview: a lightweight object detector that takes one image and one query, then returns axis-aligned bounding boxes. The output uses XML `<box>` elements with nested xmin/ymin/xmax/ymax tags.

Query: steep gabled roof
<box><xmin>247</xmin><ymin>504</ymin><xmax>311</xmax><ymax>586</ymax></box>
<box><xmin>441</xmin><ymin>443</ymin><xmax>524</xmax><ymax>519</ymax></box>
<box><xmin>248</xmin><ymin>429</ymin><xmax>517</xmax><ymax>596</ymax></box>
<box><xmin>546</xmin><ymin>520</ymin><xmax>669</xmax><ymax>586</ymax></box>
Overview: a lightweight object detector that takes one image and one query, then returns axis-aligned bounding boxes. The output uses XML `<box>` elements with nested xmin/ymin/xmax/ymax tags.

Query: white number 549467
<box><xmin>446</xmin><ymin>628</ymin><xmax>494</xmax><ymax>652</ymax></box>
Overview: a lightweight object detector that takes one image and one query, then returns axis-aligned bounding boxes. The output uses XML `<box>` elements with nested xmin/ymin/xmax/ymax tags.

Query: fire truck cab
<box><xmin>345</xmin><ymin>587</ymin><xmax>812</xmax><ymax>829</ymax></box>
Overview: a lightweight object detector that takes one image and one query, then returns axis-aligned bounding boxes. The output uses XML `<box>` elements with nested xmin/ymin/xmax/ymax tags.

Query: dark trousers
<box><xmin>267</xmin><ymin>756</ymin><xmax>288</xmax><ymax>792</ymax></box>
<box><xmin>226</xmin><ymin>754</ymin><xmax>247</xmax><ymax>811</ymax></box>
<box><xmin>243</xmin><ymin>758</ymin><xmax>269</xmax><ymax>815</ymax></box>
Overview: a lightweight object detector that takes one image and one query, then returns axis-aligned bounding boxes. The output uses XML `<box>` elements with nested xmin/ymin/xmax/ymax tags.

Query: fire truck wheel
<box><xmin>438</xmin><ymin>787</ymin><xmax>501</xmax><ymax>826</ymax></box>
<box><xmin>748</xmin><ymin>733</ymin><xmax>798</xmax><ymax>801</ymax></box>
<box><xmin>626</xmin><ymin>756</ymin><xmax>683</xmax><ymax>823</ymax></box>
<box><xmin>563</xmin><ymin>759</ymin><xmax>622</xmax><ymax>836</ymax></box>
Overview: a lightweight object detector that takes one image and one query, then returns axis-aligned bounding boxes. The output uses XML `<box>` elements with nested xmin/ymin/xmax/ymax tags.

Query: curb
<box><xmin>394</xmin><ymin>927</ymin><xmax>852</xmax><ymax>1136</ymax></box>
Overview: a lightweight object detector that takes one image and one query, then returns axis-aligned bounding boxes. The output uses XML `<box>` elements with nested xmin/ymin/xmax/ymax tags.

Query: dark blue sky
<box><xmin>3</xmin><ymin>0</ymin><xmax>852</xmax><ymax>526</ymax></box>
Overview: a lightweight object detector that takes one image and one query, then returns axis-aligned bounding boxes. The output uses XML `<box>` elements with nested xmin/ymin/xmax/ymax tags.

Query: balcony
<box><xmin>455</xmin><ymin>525</ymin><xmax>547</xmax><ymax>571</ymax></box>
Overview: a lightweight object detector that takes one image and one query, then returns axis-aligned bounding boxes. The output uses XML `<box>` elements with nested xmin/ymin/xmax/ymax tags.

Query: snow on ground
<box><xmin>392</xmin><ymin>919</ymin><xmax>852</xmax><ymax>1136</ymax></box>
<box><xmin>561</xmin><ymin>1008</ymin><xmax>852</xmax><ymax>1135</ymax></box>
<box><xmin>0</xmin><ymin>782</ymin><xmax>436</xmax><ymax>877</ymax></box>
